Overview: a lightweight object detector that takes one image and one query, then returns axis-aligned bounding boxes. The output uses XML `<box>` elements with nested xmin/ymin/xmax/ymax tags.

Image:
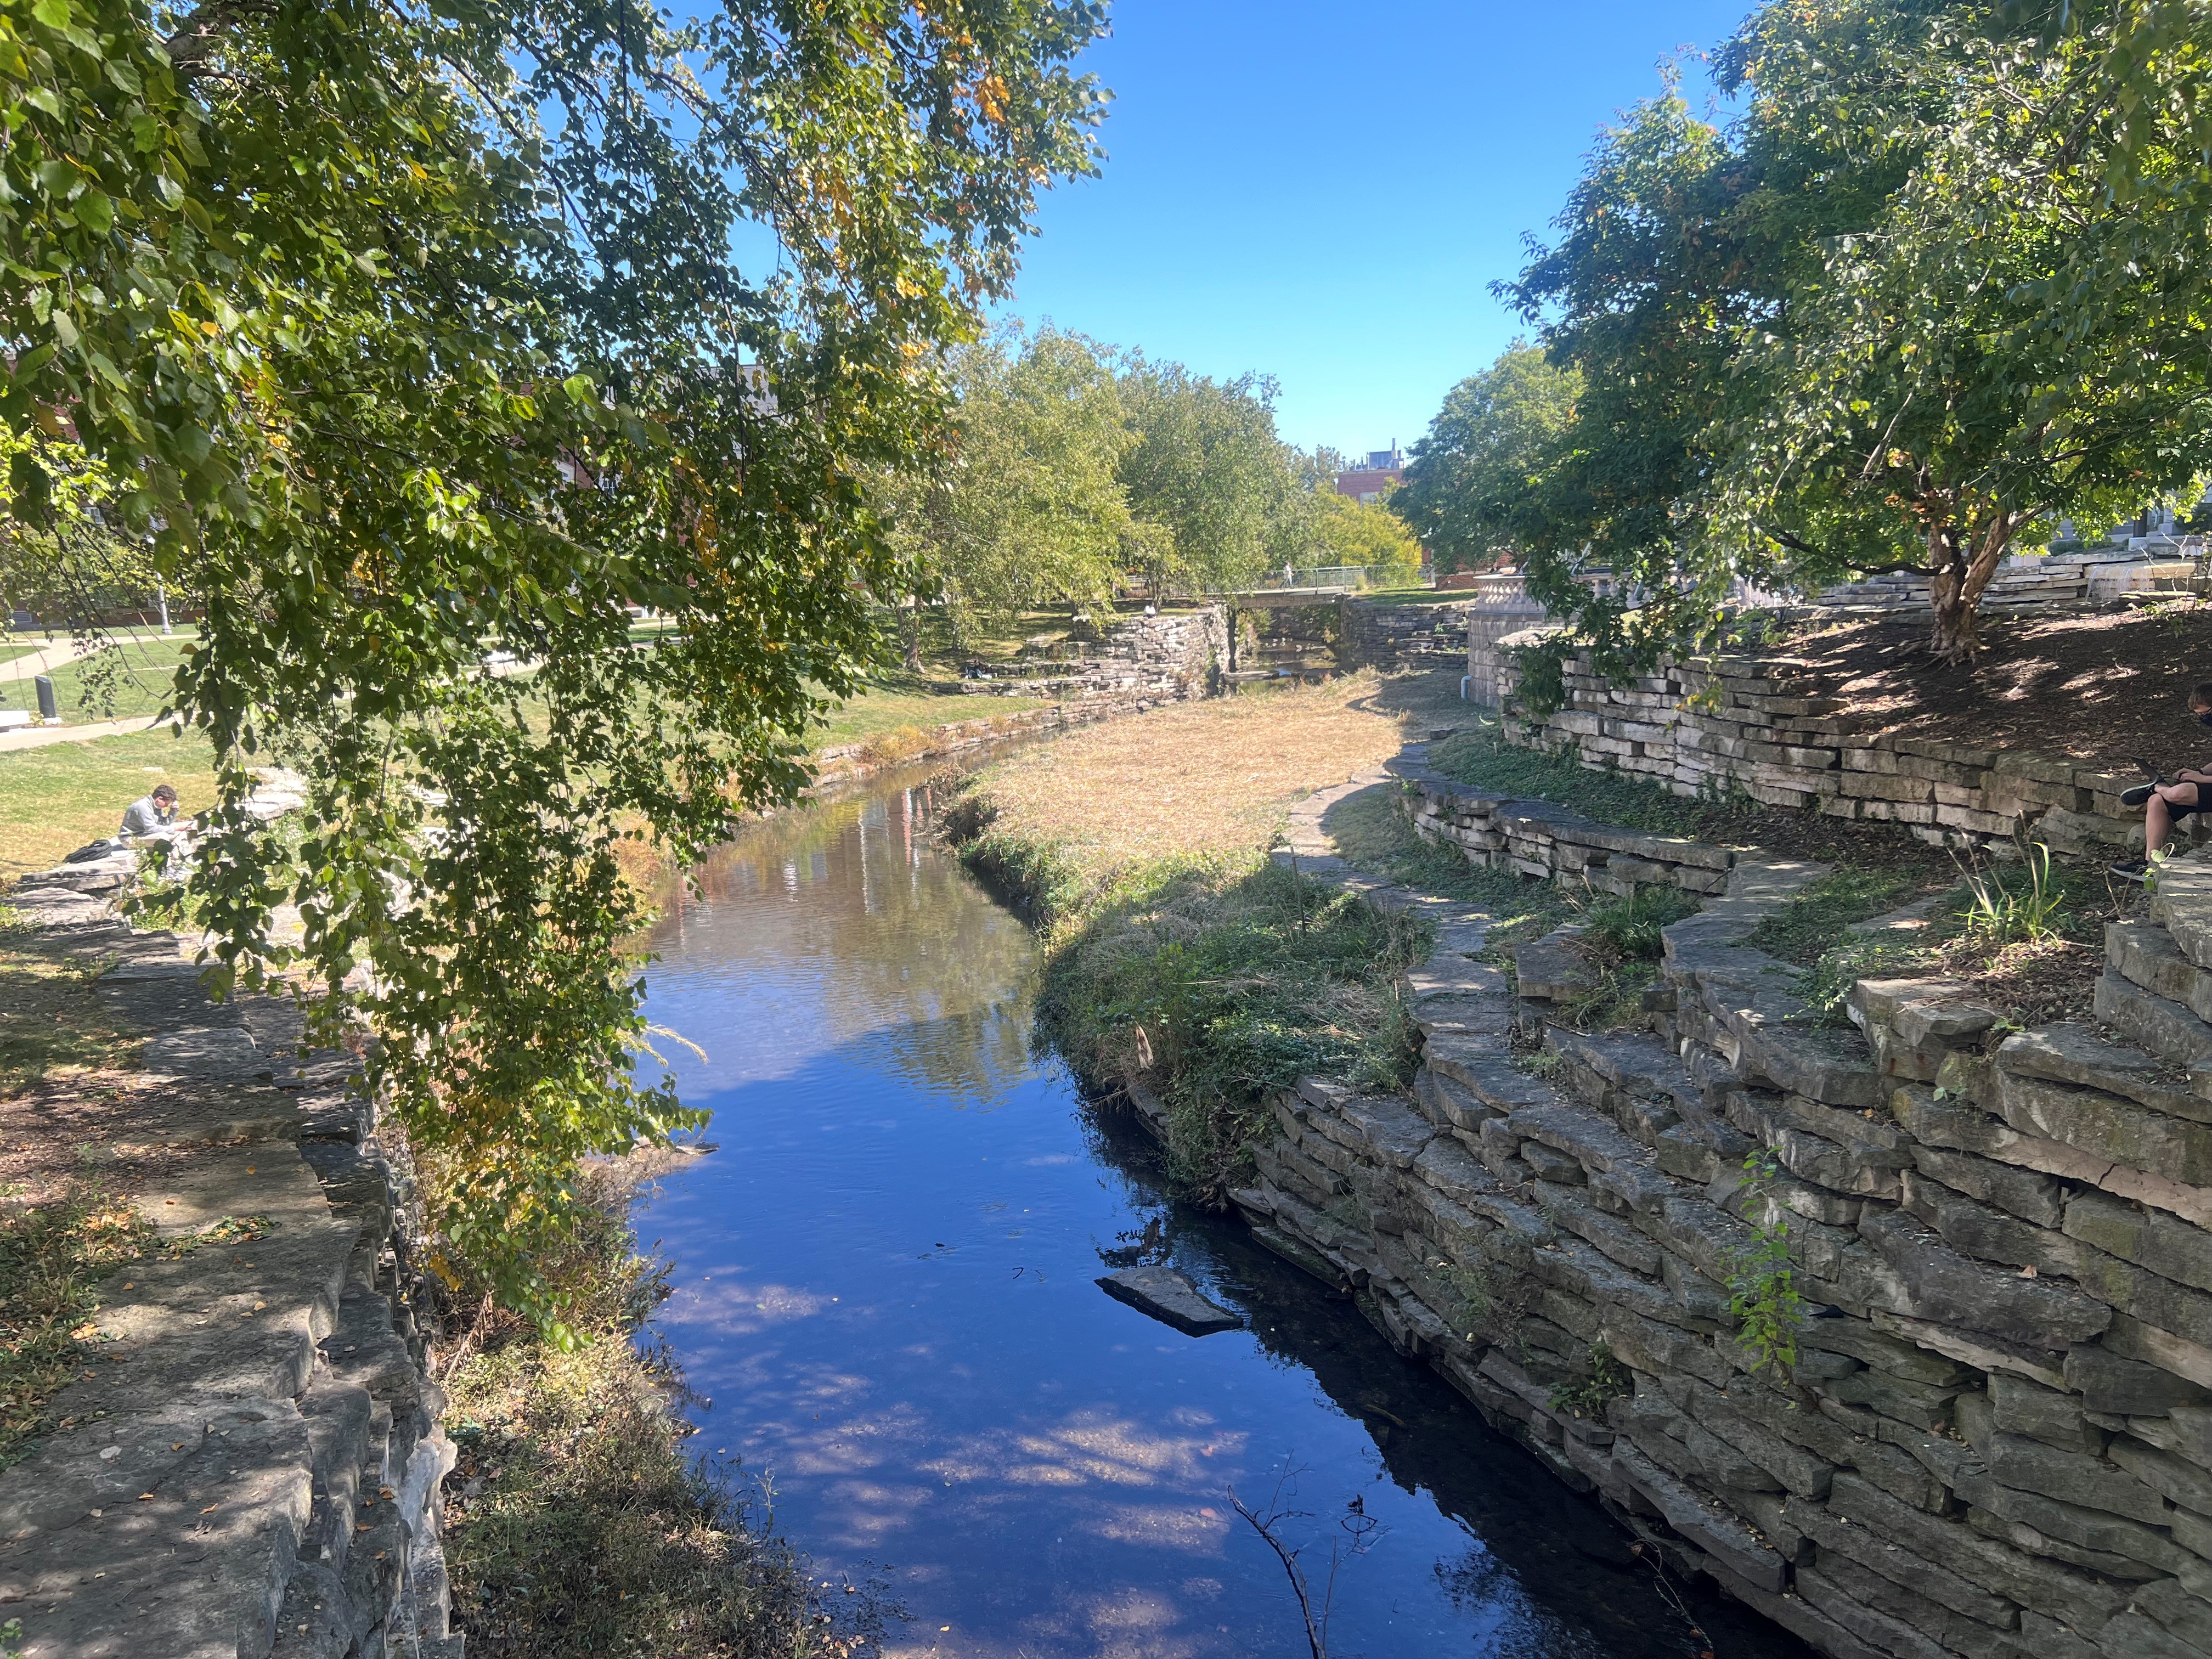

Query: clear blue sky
<box><xmin>996</xmin><ymin>1</ymin><xmax>1752</xmax><ymax>458</ymax></box>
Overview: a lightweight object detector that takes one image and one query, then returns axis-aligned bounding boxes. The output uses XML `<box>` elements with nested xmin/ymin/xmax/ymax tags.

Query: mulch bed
<box><xmin>1785</xmin><ymin>604</ymin><xmax>2212</xmax><ymax>771</ymax></box>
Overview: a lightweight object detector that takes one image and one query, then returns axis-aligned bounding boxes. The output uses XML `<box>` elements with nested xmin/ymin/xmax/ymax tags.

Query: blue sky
<box><xmin>996</xmin><ymin>1</ymin><xmax>1752</xmax><ymax>457</ymax></box>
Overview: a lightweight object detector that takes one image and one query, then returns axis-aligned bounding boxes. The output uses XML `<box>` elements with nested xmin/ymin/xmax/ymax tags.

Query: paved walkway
<box><xmin>0</xmin><ymin>637</ymin><xmax>97</xmax><ymax>678</ymax></box>
<box><xmin>0</xmin><ymin>713</ymin><xmax>177</xmax><ymax>753</ymax></box>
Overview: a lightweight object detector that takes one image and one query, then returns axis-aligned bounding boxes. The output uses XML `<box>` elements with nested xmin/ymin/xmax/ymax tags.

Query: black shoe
<box><xmin>2123</xmin><ymin>782</ymin><xmax>2163</xmax><ymax>808</ymax></box>
<box><xmin>2112</xmin><ymin>858</ymin><xmax>2152</xmax><ymax>882</ymax></box>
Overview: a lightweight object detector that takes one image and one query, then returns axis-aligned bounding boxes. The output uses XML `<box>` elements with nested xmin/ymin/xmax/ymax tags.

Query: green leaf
<box><xmin>30</xmin><ymin>0</ymin><xmax>70</xmax><ymax>28</ymax></box>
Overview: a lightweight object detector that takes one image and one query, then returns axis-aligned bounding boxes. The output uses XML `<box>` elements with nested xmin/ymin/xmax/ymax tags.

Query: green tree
<box><xmin>1393</xmin><ymin>343</ymin><xmax>1581</xmax><ymax>574</ymax></box>
<box><xmin>1706</xmin><ymin>4</ymin><xmax>2212</xmax><ymax>660</ymax></box>
<box><xmin>0</xmin><ymin>0</ymin><xmax>1105</xmax><ymax>1327</ymax></box>
<box><xmin>1498</xmin><ymin>7</ymin><xmax>1970</xmax><ymax>674</ymax></box>
<box><xmin>1117</xmin><ymin>358</ymin><xmax>1301</xmax><ymax>594</ymax></box>
<box><xmin>885</xmin><ymin>328</ymin><xmax>1132</xmax><ymax>654</ymax></box>
<box><xmin>1307</xmin><ymin>490</ymin><xmax>1423</xmax><ymax>582</ymax></box>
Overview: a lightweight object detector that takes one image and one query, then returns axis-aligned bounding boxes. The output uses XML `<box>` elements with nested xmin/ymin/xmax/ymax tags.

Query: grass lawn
<box><xmin>26</xmin><ymin>636</ymin><xmax>195</xmax><ymax>726</ymax></box>
<box><xmin>947</xmin><ymin>672</ymin><xmax>1430</xmax><ymax>1198</ymax></box>
<box><xmin>0</xmin><ymin>728</ymin><xmax>218</xmax><ymax>880</ymax></box>
<box><xmin>809</xmin><ymin>674</ymin><xmax>974</xmax><ymax>752</ymax></box>
<box><xmin>959</xmin><ymin>672</ymin><xmax>1415</xmax><ymax>909</ymax></box>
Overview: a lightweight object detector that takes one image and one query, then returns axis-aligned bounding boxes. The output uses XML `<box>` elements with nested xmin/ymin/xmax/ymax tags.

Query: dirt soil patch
<box><xmin>1787</xmin><ymin>605</ymin><xmax>2212</xmax><ymax>770</ymax></box>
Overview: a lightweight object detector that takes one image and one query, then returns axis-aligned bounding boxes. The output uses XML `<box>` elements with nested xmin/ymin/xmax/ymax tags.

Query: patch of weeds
<box><xmin>1725</xmin><ymin>1151</ymin><xmax>1802</xmax><ymax>1379</ymax></box>
<box><xmin>1952</xmin><ymin>834</ymin><xmax>2069</xmax><ymax>946</ymax></box>
<box><xmin>1553</xmin><ymin>885</ymin><xmax>1696</xmax><ymax>1031</ymax></box>
<box><xmin>1517</xmin><ymin>1048</ymin><xmax>1567</xmax><ymax>1082</ymax></box>
<box><xmin>165</xmin><ymin>1215</ymin><xmax>276</xmax><ymax>1256</ymax></box>
<box><xmin>0</xmin><ymin>1176</ymin><xmax>155</xmax><ymax>1468</ymax></box>
<box><xmin>1795</xmin><ymin>937</ymin><xmax>1918</xmax><ymax>1027</ymax></box>
<box><xmin>1576</xmin><ymin>885</ymin><xmax>1698</xmax><ymax>962</ymax></box>
<box><xmin>1035</xmin><ymin>856</ymin><xmax>1431</xmax><ymax>1204</ymax></box>
<box><xmin>1549</xmin><ymin>1341</ymin><xmax>1630</xmax><ymax>1419</ymax></box>
<box><xmin>1744</xmin><ymin>866</ymin><xmax>1923</xmax><ymax>962</ymax></box>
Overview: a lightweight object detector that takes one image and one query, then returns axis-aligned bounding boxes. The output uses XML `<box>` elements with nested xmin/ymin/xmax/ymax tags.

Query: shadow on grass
<box><xmin>0</xmin><ymin>923</ymin><xmax>136</xmax><ymax>1097</ymax></box>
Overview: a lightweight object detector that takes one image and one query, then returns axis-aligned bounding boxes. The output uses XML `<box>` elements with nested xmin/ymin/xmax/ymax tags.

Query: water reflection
<box><xmin>635</xmin><ymin>761</ymin><xmax>1808</xmax><ymax>1659</ymax></box>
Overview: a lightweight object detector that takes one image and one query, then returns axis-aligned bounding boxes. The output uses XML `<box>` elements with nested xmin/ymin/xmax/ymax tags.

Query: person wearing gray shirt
<box><xmin>118</xmin><ymin>783</ymin><xmax>179</xmax><ymax>840</ymax></box>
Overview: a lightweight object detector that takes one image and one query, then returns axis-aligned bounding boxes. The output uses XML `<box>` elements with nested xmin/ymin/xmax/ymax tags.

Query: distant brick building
<box><xmin>1334</xmin><ymin>445</ymin><xmax>1404</xmax><ymax>504</ymax></box>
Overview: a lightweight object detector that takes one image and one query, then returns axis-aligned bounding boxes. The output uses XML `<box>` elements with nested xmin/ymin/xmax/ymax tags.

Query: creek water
<box><xmin>633</xmin><ymin>763</ymin><xmax>1810</xmax><ymax>1659</ymax></box>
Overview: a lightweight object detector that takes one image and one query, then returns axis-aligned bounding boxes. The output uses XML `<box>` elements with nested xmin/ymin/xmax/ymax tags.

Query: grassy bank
<box><xmin>947</xmin><ymin>676</ymin><xmax>1431</xmax><ymax>1198</ymax></box>
<box><xmin>436</xmin><ymin>1154</ymin><xmax>870</xmax><ymax>1656</ymax></box>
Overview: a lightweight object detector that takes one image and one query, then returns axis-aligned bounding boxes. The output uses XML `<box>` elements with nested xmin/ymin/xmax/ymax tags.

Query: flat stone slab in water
<box><xmin>1097</xmin><ymin>1266</ymin><xmax>1243</xmax><ymax>1336</ymax></box>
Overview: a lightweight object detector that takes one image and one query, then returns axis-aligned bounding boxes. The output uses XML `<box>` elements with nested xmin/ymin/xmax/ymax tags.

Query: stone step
<box><xmin>2092</xmin><ymin>969</ymin><xmax>2212</xmax><ymax>1073</ymax></box>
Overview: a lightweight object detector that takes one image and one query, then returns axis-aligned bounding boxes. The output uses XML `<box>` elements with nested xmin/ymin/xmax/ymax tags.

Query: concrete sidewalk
<box><xmin>0</xmin><ymin>713</ymin><xmax>178</xmax><ymax>753</ymax></box>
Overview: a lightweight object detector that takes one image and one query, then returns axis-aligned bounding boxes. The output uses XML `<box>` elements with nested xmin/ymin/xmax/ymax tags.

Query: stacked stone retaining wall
<box><xmin>1478</xmin><ymin>650</ymin><xmax>2154</xmax><ymax>857</ymax></box>
<box><xmin>1334</xmin><ymin>597</ymin><xmax>1475</xmax><ymax>668</ymax></box>
<box><xmin>1201</xmin><ymin>757</ymin><xmax>2212</xmax><ymax>1659</ymax></box>
<box><xmin>956</xmin><ymin>605</ymin><xmax>1226</xmax><ymax>701</ymax></box>
<box><xmin>3</xmin><ymin>837</ymin><xmax>459</xmax><ymax>1657</ymax></box>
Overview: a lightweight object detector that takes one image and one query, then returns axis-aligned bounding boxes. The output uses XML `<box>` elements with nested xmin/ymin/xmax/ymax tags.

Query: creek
<box><xmin>633</xmin><ymin>761</ymin><xmax>1810</xmax><ymax>1659</ymax></box>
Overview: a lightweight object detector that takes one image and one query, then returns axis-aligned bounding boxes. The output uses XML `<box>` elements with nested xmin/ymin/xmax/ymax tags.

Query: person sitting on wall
<box><xmin>118</xmin><ymin>782</ymin><xmax>180</xmax><ymax>842</ymax></box>
<box><xmin>2112</xmin><ymin>682</ymin><xmax>2212</xmax><ymax>881</ymax></box>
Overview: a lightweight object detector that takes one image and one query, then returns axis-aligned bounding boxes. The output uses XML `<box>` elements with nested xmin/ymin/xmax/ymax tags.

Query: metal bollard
<box><xmin>34</xmin><ymin>674</ymin><xmax>57</xmax><ymax>723</ymax></box>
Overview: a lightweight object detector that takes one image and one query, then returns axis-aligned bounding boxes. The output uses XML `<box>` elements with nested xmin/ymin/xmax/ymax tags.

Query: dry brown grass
<box><xmin>970</xmin><ymin>672</ymin><xmax>1411</xmax><ymax>876</ymax></box>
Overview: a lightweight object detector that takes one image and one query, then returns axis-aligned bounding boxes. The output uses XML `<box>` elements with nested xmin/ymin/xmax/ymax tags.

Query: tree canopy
<box><xmin>1116</xmin><ymin>358</ymin><xmax>1304</xmax><ymax>595</ymax></box>
<box><xmin>1392</xmin><ymin>343</ymin><xmax>1579</xmax><ymax>574</ymax></box>
<box><xmin>882</xmin><ymin>328</ymin><xmax>1131</xmax><ymax>652</ymax></box>
<box><xmin>1411</xmin><ymin>0</ymin><xmax>2212</xmax><ymax>672</ymax></box>
<box><xmin>2</xmin><ymin>0</ymin><xmax>1108</xmax><ymax>1327</ymax></box>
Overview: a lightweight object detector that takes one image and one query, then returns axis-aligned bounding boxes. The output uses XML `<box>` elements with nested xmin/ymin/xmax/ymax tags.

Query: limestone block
<box><xmin>1998</xmin><ymin>1024</ymin><xmax>2212</xmax><ymax>1122</ymax></box>
<box><xmin>1899</xmin><ymin>1171</ymin><xmax>2082</xmax><ymax>1280</ymax></box>
<box><xmin>1857</xmin><ymin>1206</ymin><xmax>2112</xmax><ymax>1348</ymax></box>
<box><xmin>2108</xmin><ymin>1436</ymin><xmax>2212</xmax><ymax>1520</ymax></box>
<box><xmin>1957</xmin><ymin>1468</ymin><xmax>2188</xmax><ymax>1576</ymax></box>
<box><xmin>1792</xmin><ymin>1562</ymin><xmax>1967</xmax><ymax>1659</ymax></box>
<box><xmin>1995</xmin><ymin>1068</ymin><xmax>2212</xmax><ymax>1188</ymax></box>
<box><xmin>2067</xmin><ymin>1192</ymin><xmax>2212</xmax><ymax>1297</ymax></box>
<box><xmin>1608</xmin><ymin>1438</ymin><xmax>1791</xmax><ymax>1593</ymax></box>
<box><xmin>1993</xmin><ymin>1372</ymin><xmax>2107</xmax><ymax>1455</ymax></box>
<box><xmin>2096</xmin><ymin>972</ymin><xmax>2212</xmax><ymax>1071</ymax></box>
<box><xmin>1826</xmin><ymin>1367</ymin><xmax>1966</xmax><ymax>1430</ymax></box>
<box><xmin>1911</xmin><ymin>1144</ymin><xmax>2066</xmax><ymax>1228</ymax></box>
<box><xmin>2068</xmin><ymin>1349</ymin><xmax>2212</xmax><ymax>1419</ymax></box>
<box><xmin>2151</xmin><ymin>852</ymin><xmax>2212</xmax><ymax>972</ymax></box>
<box><xmin>2050</xmin><ymin>801</ymin><xmax>2145</xmax><ymax>848</ymax></box>
<box><xmin>2106</xmin><ymin>1308</ymin><xmax>2212</xmax><ymax>1392</ymax></box>
<box><xmin>1829</xmin><ymin>1472</ymin><xmax>2131</xmax><ymax>1633</ymax></box>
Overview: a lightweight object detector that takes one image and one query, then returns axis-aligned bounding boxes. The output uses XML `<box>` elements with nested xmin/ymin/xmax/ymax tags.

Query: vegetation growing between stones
<box><xmin>1725</xmin><ymin>1152</ymin><xmax>1803</xmax><ymax>1378</ymax></box>
<box><xmin>0</xmin><ymin>1174</ymin><xmax>152</xmax><ymax>1469</ymax></box>
<box><xmin>1549</xmin><ymin>1341</ymin><xmax>1630</xmax><ymax>1420</ymax></box>
<box><xmin>1556</xmin><ymin>885</ymin><xmax>1699</xmax><ymax>1032</ymax></box>
<box><xmin>438</xmin><ymin>1157</ymin><xmax>869</xmax><ymax>1657</ymax></box>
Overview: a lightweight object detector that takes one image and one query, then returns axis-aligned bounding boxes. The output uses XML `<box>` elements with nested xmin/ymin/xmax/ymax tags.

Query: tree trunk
<box><xmin>1926</xmin><ymin>515</ymin><xmax>2017</xmax><ymax>664</ymax></box>
<box><xmin>901</xmin><ymin>597</ymin><xmax>923</xmax><ymax>672</ymax></box>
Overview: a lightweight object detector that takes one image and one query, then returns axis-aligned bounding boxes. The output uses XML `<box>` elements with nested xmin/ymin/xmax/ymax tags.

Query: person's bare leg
<box><xmin>2151</xmin><ymin>781</ymin><xmax>2200</xmax><ymax>856</ymax></box>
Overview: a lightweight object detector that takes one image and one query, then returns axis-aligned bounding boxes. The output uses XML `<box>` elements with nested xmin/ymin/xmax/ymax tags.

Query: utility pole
<box><xmin>156</xmin><ymin>578</ymin><xmax>172</xmax><ymax>636</ymax></box>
